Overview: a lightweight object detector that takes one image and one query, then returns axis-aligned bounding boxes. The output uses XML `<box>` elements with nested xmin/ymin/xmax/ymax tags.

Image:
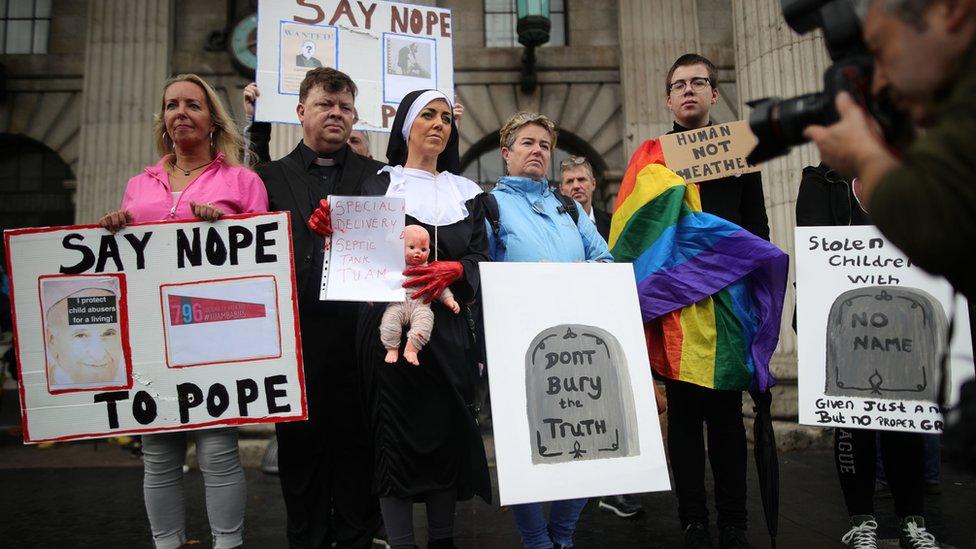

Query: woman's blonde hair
<box><xmin>153</xmin><ymin>74</ymin><xmax>244</xmax><ymax>166</ymax></box>
<box><xmin>498</xmin><ymin>112</ymin><xmax>558</xmax><ymax>151</ymax></box>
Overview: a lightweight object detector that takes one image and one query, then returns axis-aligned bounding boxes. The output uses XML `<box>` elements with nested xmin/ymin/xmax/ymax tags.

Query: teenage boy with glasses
<box><xmin>662</xmin><ymin>53</ymin><xmax>770</xmax><ymax>549</ymax></box>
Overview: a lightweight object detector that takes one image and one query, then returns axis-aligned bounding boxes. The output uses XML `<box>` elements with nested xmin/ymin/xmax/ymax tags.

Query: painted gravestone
<box><xmin>826</xmin><ymin>286</ymin><xmax>947</xmax><ymax>402</ymax></box>
<box><xmin>525</xmin><ymin>324</ymin><xmax>639</xmax><ymax>464</ymax></box>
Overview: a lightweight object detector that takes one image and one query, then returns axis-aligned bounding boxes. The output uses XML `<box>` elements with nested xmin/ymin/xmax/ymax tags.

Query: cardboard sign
<box><xmin>320</xmin><ymin>195</ymin><xmax>406</xmax><ymax>302</ymax></box>
<box><xmin>795</xmin><ymin>226</ymin><xmax>973</xmax><ymax>434</ymax></box>
<box><xmin>482</xmin><ymin>263</ymin><xmax>670</xmax><ymax>505</ymax></box>
<box><xmin>658</xmin><ymin>120</ymin><xmax>761</xmax><ymax>183</ymax></box>
<box><xmin>4</xmin><ymin>213</ymin><xmax>307</xmax><ymax>443</ymax></box>
<box><xmin>255</xmin><ymin>0</ymin><xmax>455</xmax><ymax>131</ymax></box>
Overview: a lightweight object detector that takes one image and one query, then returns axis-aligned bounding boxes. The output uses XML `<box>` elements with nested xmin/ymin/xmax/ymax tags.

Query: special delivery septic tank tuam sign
<box><xmin>4</xmin><ymin>212</ymin><xmax>307</xmax><ymax>443</ymax></box>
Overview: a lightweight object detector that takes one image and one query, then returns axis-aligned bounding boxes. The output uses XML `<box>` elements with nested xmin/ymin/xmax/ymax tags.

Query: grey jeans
<box><xmin>142</xmin><ymin>427</ymin><xmax>246</xmax><ymax>549</ymax></box>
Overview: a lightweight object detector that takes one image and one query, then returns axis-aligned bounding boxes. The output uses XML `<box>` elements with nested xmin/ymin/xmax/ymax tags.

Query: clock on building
<box><xmin>229</xmin><ymin>13</ymin><xmax>258</xmax><ymax>77</ymax></box>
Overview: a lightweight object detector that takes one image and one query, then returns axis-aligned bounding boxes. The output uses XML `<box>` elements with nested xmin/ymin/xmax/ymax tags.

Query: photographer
<box><xmin>803</xmin><ymin>0</ymin><xmax>976</xmax><ymax>301</ymax></box>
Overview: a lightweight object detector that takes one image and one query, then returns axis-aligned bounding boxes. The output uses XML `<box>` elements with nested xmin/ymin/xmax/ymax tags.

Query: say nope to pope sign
<box><xmin>4</xmin><ymin>213</ymin><xmax>307</xmax><ymax>443</ymax></box>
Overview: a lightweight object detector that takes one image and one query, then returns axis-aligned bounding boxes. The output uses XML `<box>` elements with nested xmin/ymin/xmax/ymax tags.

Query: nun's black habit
<box><xmin>358</xmin><ymin>89</ymin><xmax>491</xmax><ymax>504</ymax></box>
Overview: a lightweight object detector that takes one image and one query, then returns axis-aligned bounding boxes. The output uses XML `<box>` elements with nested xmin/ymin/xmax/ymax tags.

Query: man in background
<box><xmin>559</xmin><ymin>156</ymin><xmax>611</xmax><ymax>242</ymax></box>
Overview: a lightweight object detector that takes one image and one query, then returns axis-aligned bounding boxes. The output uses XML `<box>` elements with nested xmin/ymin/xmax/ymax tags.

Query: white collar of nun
<box><xmin>381</xmin><ymin>165</ymin><xmax>483</xmax><ymax>226</ymax></box>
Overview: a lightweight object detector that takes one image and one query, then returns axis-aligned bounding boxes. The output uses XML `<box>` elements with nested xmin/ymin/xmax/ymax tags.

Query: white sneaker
<box><xmin>900</xmin><ymin>516</ymin><xmax>939</xmax><ymax>549</ymax></box>
<box><xmin>841</xmin><ymin>515</ymin><xmax>878</xmax><ymax>549</ymax></box>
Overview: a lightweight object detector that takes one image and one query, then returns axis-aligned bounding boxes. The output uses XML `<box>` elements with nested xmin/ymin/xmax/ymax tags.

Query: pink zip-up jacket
<box><xmin>121</xmin><ymin>152</ymin><xmax>269</xmax><ymax>222</ymax></box>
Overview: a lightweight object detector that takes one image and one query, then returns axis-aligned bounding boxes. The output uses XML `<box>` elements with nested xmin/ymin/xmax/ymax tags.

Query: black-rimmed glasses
<box><xmin>668</xmin><ymin>77</ymin><xmax>712</xmax><ymax>95</ymax></box>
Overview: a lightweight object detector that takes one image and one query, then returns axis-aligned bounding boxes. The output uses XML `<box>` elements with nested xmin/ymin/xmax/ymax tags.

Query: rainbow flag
<box><xmin>610</xmin><ymin>139</ymin><xmax>788</xmax><ymax>392</ymax></box>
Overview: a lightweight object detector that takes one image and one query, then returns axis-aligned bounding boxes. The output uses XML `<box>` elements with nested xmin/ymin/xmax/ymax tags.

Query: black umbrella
<box><xmin>749</xmin><ymin>389</ymin><xmax>779</xmax><ymax>548</ymax></box>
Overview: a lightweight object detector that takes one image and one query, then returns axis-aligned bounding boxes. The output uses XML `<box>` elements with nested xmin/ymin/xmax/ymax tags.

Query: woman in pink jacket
<box><xmin>100</xmin><ymin>74</ymin><xmax>267</xmax><ymax>549</ymax></box>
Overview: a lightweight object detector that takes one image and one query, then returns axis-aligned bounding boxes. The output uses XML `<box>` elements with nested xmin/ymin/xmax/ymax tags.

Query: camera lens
<box><xmin>747</xmin><ymin>92</ymin><xmax>833</xmax><ymax>164</ymax></box>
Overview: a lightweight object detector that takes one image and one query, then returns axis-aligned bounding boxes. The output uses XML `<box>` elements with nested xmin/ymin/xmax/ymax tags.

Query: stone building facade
<box><xmin>0</xmin><ymin>0</ymin><xmax>835</xmax><ymax>443</ymax></box>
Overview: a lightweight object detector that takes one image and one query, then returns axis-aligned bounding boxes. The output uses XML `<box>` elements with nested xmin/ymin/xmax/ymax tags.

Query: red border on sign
<box><xmin>37</xmin><ymin>273</ymin><xmax>134</xmax><ymax>395</ymax></box>
<box><xmin>4</xmin><ymin>211</ymin><xmax>308</xmax><ymax>443</ymax></box>
<box><xmin>159</xmin><ymin>275</ymin><xmax>283</xmax><ymax>368</ymax></box>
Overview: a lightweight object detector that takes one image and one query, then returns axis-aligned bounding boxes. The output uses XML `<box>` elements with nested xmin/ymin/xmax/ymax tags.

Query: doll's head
<box><xmin>404</xmin><ymin>225</ymin><xmax>431</xmax><ymax>267</ymax></box>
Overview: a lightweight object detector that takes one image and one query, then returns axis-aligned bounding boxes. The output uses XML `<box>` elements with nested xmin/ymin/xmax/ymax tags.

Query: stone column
<box><xmin>618</xmin><ymin>0</ymin><xmax>701</xmax><ymax>151</ymax></box>
<box><xmin>74</xmin><ymin>0</ymin><xmax>172</xmax><ymax>223</ymax></box>
<box><xmin>732</xmin><ymin>0</ymin><xmax>831</xmax><ymax>435</ymax></box>
<box><xmin>268</xmin><ymin>124</ymin><xmax>304</xmax><ymax>161</ymax></box>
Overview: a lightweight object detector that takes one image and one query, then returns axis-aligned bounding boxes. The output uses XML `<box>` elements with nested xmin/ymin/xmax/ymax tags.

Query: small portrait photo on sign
<box><xmin>39</xmin><ymin>274</ymin><xmax>131</xmax><ymax>394</ymax></box>
<box><xmin>383</xmin><ymin>33</ymin><xmax>436</xmax><ymax>103</ymax></box>
<box><xmin>160</xmin><ymin>275</ymin><xmax>282</xmax><ymax>368</ymax></box>
<box><xmin>278</xmin><ymin>20</ymin><xmax>338</xmax><ymax>95</ymax></box>
<box><xmin>526</xmin><ymin>324</ymin><xmax>639</xmax><ymax>465</ymax></box>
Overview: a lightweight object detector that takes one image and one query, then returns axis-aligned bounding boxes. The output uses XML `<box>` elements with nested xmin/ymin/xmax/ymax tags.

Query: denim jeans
<box><xmin>511</xmin><ymin>498</ymin><xmax>588</xmax><ymax>548</ymax></box>
<box><xmin>142</xmin><ymin>427</ymin><xmax>246</xmax><ymax>549</ymax></box>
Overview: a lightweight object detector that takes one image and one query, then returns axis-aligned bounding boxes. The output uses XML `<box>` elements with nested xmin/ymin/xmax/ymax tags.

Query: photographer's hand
<box><xmin>804</xmin><ymin>92</ymin><xmax>900</xmax><ymax>207</ymax></box>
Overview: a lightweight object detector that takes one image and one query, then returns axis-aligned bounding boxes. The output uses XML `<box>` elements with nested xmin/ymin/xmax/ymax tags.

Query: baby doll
<box><xmin>380</xmin><ymin>225</ymin><xmax>460</xmax><ymax>365</ymax></box>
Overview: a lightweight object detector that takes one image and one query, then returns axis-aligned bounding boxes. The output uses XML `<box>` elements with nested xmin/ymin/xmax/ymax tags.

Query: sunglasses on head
<box><xmin>559</xmin><ymin>156</ymin><xmax>588</xmax><ymax>169</ymax></box>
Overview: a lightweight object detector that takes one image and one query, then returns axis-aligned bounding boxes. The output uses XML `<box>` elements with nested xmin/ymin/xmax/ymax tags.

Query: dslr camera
<box><xmin>746</xmin><ymin>0</ymin><xmax>910</xmax><ymax>164</ymax></box>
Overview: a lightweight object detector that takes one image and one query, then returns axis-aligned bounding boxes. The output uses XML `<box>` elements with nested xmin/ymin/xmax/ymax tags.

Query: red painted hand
<box><xmin>308</xmin><ymin>198</ymin><xmax>333</xmax><ymax>237</ymax></box>
<box><xmin>403</xmin><ymin>261</ymin><xmax>463</xmax><ymax>304</ymax></box>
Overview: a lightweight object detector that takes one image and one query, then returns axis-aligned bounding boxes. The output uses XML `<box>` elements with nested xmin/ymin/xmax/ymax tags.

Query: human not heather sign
<box><xmin>4</xmin><ymin>213</ymin><xmax>307</xmax><ymax>443</ymax></box>
<box><xmin>795</xmin><ymin>226</ymin><xmax>973</xmax><ymax>434</ymax></box>
<box><xmin>255</xmin><ymin>0</ymin><xmax>454</xmax><ymax>131</ymax></box>
<box><xmin>658</xmin><ymin>120</ymin><xmax>761</xmax><ymax>183</ymax></box>
<box><xmin>319</xmin><ymin>195</ymin><xmax>405</xmax><ymax>302</ymax></box>
<box><xmin>482</xmin><ymin>263</ymin><xmax>669</xmax><ymax>505</ymax></box>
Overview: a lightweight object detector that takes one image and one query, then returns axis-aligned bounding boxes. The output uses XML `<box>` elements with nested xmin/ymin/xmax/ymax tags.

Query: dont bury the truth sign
<box><xmin>4</xmin><ymin>213</ymin><xmax>307</xmax><ymax>443</ymax></box>
<box><xmin>482</xmin><ymin>263</ymin><xmax>669</xmax><ymax>505</ymax></box>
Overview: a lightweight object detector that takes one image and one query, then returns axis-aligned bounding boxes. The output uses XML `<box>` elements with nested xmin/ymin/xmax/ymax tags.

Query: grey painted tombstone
<box><xmin>525</xmin><ymin>324</ymin><xmax>639</xmax><ymax>465</ymax></box>
<box><xmin>825</xmin><ymin>286</ymin><xmax>947</xmax><ymax>401</ymax></box>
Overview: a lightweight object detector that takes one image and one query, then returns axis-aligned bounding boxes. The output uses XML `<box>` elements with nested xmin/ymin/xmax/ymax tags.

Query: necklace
<box><xmin>173</xmin><ymin>159</ymin><xmax>213</xmax><ymax>176</ymax></box>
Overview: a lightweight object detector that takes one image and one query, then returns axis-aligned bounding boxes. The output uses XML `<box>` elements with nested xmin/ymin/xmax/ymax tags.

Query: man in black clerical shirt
<box><xmin>246</xmin><ymin>68</ymin><xmax>387</xmax><ymax>549</ymax></box>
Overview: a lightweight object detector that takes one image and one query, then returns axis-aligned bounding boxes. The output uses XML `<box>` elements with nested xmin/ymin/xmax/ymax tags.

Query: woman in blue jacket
<box><xmin>487</xmin><ymin>112</ymin><xmax>611</xmax><ymax>549</ymax></box>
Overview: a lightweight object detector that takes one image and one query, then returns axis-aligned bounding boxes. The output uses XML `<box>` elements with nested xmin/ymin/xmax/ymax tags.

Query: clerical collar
<box><xmin>299</xmin><ymin>142</ymin><xmax>347</xmax><ymax>169</ymax></box>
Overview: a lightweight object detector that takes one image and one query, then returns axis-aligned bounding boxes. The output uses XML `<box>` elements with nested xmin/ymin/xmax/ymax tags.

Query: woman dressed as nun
<box><xmin>359</xmin><ymin>89</ymin><xmax>491</xmax><ymax>549</ymax></box>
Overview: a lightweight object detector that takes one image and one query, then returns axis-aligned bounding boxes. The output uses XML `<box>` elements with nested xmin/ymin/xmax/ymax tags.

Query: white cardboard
<box><xmin>796</xmin><ymin>226</ymin><xmax>973</xmax><ymax>434</ymax></box>
<box><xmin>4</xmin><ymin>213</ymin><xmax>307</xmax><ymax>443</ymax></box>
<box><xmin>320</xmin><ymin>195</ymin><xmax>405</xmax><ymax>302</ymax></box>
<box><xmin>255</xmin><ymin>0</ymin><xmax>455</xmax><ymax>131</ymax></box>
<box><xmin>481</xmin><ymin>263</ymin><xmax>670</xmax><ymax>505</ymax></box>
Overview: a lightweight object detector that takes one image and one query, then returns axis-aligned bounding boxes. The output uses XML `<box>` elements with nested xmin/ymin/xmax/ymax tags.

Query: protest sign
<box><xmin>255</xmin><ymin>0</ymin><xmax>454</xmax><ymax>131</ymax></box>
<box><xmin>481</xmin><ymin>263</ymin><xmax>670</xmax><ymax>505</ymax></box>
<box><xmin>320</xmin><ymin>195</ymin><xmax>405</xmax><ymax>302</ymax></box>
<box><xmin>4</xmin><ymin>213</ymin><xmax>306</xmax><ymax>443</ymax></box>
<box><xmin>795</xmin><ymin>226</ymin><xmax>973</xmax><ymax>434</ymax></box>
<box><xmin>658</xmin><ymin>120</ymin><xmax>761</xmax><ymax>183</ymax></box>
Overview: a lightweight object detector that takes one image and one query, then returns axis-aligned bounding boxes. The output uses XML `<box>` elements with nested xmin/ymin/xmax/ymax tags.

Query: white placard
<box><xmin>796</xmin><ymin>226</ymin><xmax>973</xmax><ymax>434</ymax></box>
<box><xmin>320</xmin><ymin>195</ymin><xmax>405</xmax><ymax>302</ymax></box>
<box><xmin>255</xmin><ymin>0</ymin><xmax>455</xmax><ymax>131</ymax></box>
<box><xmin>482</xmin><ymin>263</ymin><xmax>670</xmax><ymax>505</ymax></box>
<box><xmin>4</xmin><ymin>213</ymin><xmax>307</xmax><ymax>443</ymax></box>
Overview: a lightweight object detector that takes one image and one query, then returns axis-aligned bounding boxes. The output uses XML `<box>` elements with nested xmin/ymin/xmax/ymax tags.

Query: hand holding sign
<box><xmin>190</xmin><ymin>202</ymin><xmax>226</xmax><ymax>222</ymax></box>
<box><xmin>98</xmin><ymin>209</ymin><xmax>135</xmax><ymax>233</ymax></box>
<box><xmin>308</xmin><ymin>198</ymin><xmax>333</xmax><ymax>237</ymax></box>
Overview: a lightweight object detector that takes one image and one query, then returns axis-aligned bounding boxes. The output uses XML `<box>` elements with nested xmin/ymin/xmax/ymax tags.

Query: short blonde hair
<box><xmin>153</xmin><ymin>74</ymin><xmax>244</xmax><ymax>166</ymax></box>
<box><xmin>499</xmin><ymin>112</ymin><xmax>558</xmax><ymax>151</ymax></box>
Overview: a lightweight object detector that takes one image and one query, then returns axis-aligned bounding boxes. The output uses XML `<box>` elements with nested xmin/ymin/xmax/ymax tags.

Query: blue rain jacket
<box><xmin>486</xmin><ymin>176</ymin><xmax>612</xmax><ymax>263</ymax></box>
